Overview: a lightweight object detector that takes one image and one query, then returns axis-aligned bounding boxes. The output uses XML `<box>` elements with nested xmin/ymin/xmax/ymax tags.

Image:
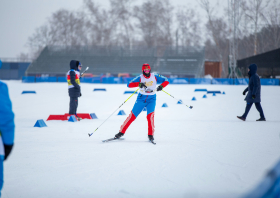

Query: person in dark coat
<box><xmin>67</xmin><ymin>60</ymin><xmax>82</xmax><ymax>120</ymax></box>
<box><xmin>237</xmin><ymin>63</ymin><xmax>266</xmax><ymax>121</ymax></box>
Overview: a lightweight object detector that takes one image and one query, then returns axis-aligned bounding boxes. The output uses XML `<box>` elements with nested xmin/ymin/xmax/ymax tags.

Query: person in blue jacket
<box><xmin>237</xmin><ymin>63</ymin><xmax>266</xmax><ymax>121</ymax></box>
<box><xmin>114</xmin><ymin>63</ymin><xmax>169</xmax><ymax>142</ymax></box>
<box><xmin>0</xmin><ymin>81</ymin><xmax>15</xmax><ymax>196</ymax></box>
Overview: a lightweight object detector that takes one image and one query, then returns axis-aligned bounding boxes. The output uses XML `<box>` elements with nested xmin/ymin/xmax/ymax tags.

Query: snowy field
<box><xmin>1</xmin><ymin>80</ymin><xmax>280</xmax><ymax>198</ymax></box>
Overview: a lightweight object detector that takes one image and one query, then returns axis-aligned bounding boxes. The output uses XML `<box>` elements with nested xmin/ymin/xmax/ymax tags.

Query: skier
<box><xmin>114</xmin><ymin>63</ymin><xmax>169</xmax><ymax>143</ymax></box>
<box><xmin>237</xmin><ymin>63</ymin><xmax>266</xmax><ymax>121</ymax></box>
<box><xmin>0</xmin><ymin>81</ymin><xmax>15</xmax><ymax>196</ymax></box>
<box><xmin>67</xmin><ymin>60</ymin><xmax>82</xmax><ymax>121</ymax></box>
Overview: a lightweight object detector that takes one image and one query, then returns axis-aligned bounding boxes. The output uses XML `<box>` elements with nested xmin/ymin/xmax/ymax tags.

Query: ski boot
<box><xmin>256</xmin><ymin>118</ymin><xmax>266</xmax><ymax>121</ymax></box>
<box><xmin>115</xmin><ymin>132</ymin><xmax>124</xmax><ymax>139</ymax></box>
<box><xmin>148</xmin><ymin>135</ymin><xmax>154</xmax><ymax>141</ymax></box>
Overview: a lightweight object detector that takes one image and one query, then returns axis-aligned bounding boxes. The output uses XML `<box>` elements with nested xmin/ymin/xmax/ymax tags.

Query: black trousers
<box><xmin>69</xmin><ymin>97</ymin><xmax>78</xmax><ymax>115</ymax></box>
<box><xmin>242</xmin><ymin>102</ymin><xmax>265</xmax><ymax>119</ymax></box>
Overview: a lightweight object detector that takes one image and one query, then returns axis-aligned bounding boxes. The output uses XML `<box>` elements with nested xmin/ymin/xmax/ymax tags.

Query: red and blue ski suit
<box><xmin>119</xmin><ymin>73</ymin><xmax>169</xmax><ymax>136</ymax></box>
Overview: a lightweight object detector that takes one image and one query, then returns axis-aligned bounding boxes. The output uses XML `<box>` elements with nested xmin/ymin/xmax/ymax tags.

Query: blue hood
<box><xmin>248</xmin><ymin>63</ymin><xmax>257</xmax><ymax>76</ymax></box>
<box><xmin>70</xmin><ymin>60</ymin><xmax>80</xmax><ymax>70</ymax></box>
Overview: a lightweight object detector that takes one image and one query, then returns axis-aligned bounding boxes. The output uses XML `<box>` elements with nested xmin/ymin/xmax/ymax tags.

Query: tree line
<box><xmin>20</xmin><ymin>0</ymin><xmax>280</xmax><ymax>77</ymax></box>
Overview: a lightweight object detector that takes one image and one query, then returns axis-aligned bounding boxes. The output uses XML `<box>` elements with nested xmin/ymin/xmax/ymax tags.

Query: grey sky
<box><xmin>0</xmin><ymin>0</ymin><xmax>225</xmax><ymax>58</ymax></box>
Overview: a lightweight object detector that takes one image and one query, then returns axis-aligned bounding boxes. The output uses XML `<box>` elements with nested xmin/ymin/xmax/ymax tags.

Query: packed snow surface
<box><xmin>2</xmin><ymin>81</ymin><xmax>280</xmax><ymax>198</ymax></box>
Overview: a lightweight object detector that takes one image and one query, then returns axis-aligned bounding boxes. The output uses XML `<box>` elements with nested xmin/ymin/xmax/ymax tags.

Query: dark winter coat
<box><xmin>244</xmin><ymin>64</ymin><xmax>261</xmax><ymax>103</ymax></box>
<box><xmin>68</xmin><ymin>60</ymin><xmax>81</xmax><ymax>98</ymax></box>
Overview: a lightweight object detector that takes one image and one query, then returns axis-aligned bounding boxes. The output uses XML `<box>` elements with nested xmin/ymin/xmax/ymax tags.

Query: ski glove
<box><xmin>243</xmin><ymin>90</ymin><xmax>247</xmax><ymax>95</ymax></box>
<box><xmin>252</xmin><ymin>95</ymin><xmax>256</xmax><ymax>99</ymax></box>
<box><xmin>4</xmin><ymin>144</ymin><xmax>13</xmax><ymax>160</ymax></box>
<box><xmin>139</xmin><ymin>82</ymin><xmax>147</xmax><ymax>89</ymax></box>
<box><xmin>156</xmin><ymin>85</ymin><xmax>163</xmax><ymax>91</ymax></box>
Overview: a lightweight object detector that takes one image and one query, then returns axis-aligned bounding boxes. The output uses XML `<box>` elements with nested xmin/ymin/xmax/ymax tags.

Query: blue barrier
<box><xmin>123</xmin><ymin>77</ymin><xmax>135</xmax><ymax>83</ymax></box>
<box><xmin>102</xmin><ymin>77</ymin><xmax>121</xmax><ymax>84</ymax></box>
<box><xmin>80</xmin><ymin>77</ymin><xmax>94</xmax><ymax>83</ymax></box>
<box><xmin>189</xmin><ymin>78</ymin><xmax>212</xmax><ymax>84</ymax></box>
<box><xmin>22</xmin><ymin>91</ymin><xmax>36</xmax><ymax>94</ymax></box>
<box><xmin>192</xmin><ymin>97</ymin><xmax>196</xmax><ymax>101</ymax></box>
<box><xmin>162</xmin><ymin>103</ymin><xmax>168</xmax><ymax>107</ymax></box>
<box><xmin>235</xmin><ymin>78</ymin><xmax>249</xmax><ymax>85</ymax></box>
<box><xmin>57</xmin><ymin>77</ymin><xmax>67</xmax><ymax>82</ymax></box>
<box><xmin>22</xmin><ymin>76</ymin><xmax>35</xmax><ymax>83</ymax></box>
<box><xmin>169</xmin><ymin>78</ymin><xmax>188</xmax><ymax>84</ymax></box>
<box><xmin>19</xmin><ymin>76</ymin><xmax>280</xmax><ymax>86</ymax></box>
<box><xmin>212</xmin><ymin>78</ymin><xmax>233</xmax><ymax>85</ymax></box>
<box><xmin>91</xmin><ymin>77</ymin><xmax>101</xmax><ymax>83</ymax></box>
<box><xmin>194</xmin><ymin>89</ymin><xmax>207</xmax><ymax>92</ymax></box>
<box><xmin>261</xmin><ymin>79</ymin><xmax>279</xmax><ymax>85</ymax></box>
<box><xmin>36</xmin><ymin>76</ymin><xmax>57</xmax><ymax>82</ymax></box>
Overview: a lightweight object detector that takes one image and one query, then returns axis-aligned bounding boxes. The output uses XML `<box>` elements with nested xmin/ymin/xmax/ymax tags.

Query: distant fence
<box><xmin>21</xmin><ymin>76</ymin><xmax>280</xmax><ymax>85</ymax></box>
<box><xmin>0</xmin><ymin>62</ymin><xmax>30</xmax><ymax>80</ymax></box>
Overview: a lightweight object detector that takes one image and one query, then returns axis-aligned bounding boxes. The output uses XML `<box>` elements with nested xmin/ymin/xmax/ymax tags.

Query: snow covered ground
<box><xmin>1</xmin><ymin>80</ymin><xmax>280</xmax><ymax>198</ymax></box>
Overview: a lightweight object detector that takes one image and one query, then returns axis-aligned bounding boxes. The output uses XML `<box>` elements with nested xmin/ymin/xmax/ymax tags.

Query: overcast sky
<box><xmin>0</xmin><ymin>0</ymin><xmax>225</xmax><ymax>59</ymax></box>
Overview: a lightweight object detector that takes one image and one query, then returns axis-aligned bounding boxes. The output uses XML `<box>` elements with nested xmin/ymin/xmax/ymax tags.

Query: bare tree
<box><xmin>243</xmin><ymin>0</ymin><xmax>270</xmax><ymax>55</ymax></box>
<box><xmin>134</xmin><ymin>0</ymin><xmax>173</xmax><ymax>47</ymax></box>
<box><xmin>48</xmin><ymin>9</ymin><xmax>88</xmax><ymax>46</ymax></box>
<box><xmin>84</xmin><ymin>0</ymin><xmax>118</xmax><ymax>46</ymax></box>
<box><xmin>109</xmin><ymin>0</ymin><xmax>135</xmax><ymax>48</ymax></box>
<box><xmin>262</xmin><ymin>0</ymin><xmax>280</xmax><ymax>50</ymax></box>
<box><xmin>198</xmin><ymin>0</ymin><xmax>228</xmax><ymax>77</ymax></box>
<box><xmin>176</xmin><ymin>7</ymin><xmax>202</xmax><ymax>47</ymax></box>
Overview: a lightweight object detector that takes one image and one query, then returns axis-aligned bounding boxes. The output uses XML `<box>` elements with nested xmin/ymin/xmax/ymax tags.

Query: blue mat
<box><xmin>207</xmin><ymin>91</ymin><xmax>221</xmax><ymax>94</ymax></box>
<box><xmin>22</xmin><ymin>91</ymin><xmax>36</xmax><ymax>94</ymax></box>
<box><xmin>124</xmin><ymin>91</ymin><xmax>138</xmax><ymax>94</ymax></box>
<box><xmin>93</xmin><ymin>88</ymin><xmax>106</xmax><ymax>91</ymax></box>
<box><xmin>194</xmin><ymin>89</ymin><xmax>207</xmax><ymax>92</ymax></box>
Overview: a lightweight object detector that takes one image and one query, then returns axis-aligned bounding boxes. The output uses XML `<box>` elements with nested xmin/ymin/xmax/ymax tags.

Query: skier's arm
<box><xmin>127</xmin><ymin>76</ymin><xmax>141</xmax><ymax>88</ymax></box>
<box><xmin>0</xmin><ymin>82</ymin><xmax>15</xmax><ymax>160</ymax></box>
<box><xmin>155</xmin><ymin>74</ymin><xmax>169</xmax><ymax>88</ymax></box>
<box><xmin>70</xmin><ymin>71</ymin><xmax>80</xmax><ymax>89</ymax></box>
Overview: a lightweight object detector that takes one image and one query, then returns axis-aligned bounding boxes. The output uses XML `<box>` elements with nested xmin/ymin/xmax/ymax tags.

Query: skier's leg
<box><xmin>75</xmin><ymin>97</ymin><xmax>78</xmax><ymax>115</ymax></box>
<box><xmin>255</xmin><ymin>102</ymin><xmax>265</xmax><ymax>119</ymax></box>
<box><xmin>147</xmin><ymin>112</ymin><xmax>155</xmax><ymax>136</ymax></box>
<box><xmin>146</xmin><ymin>97</ymin><xmax>156</xmax><ymax>136</ymax></box>
<box><xmin>69</xmin><ymin>97</ymin><xmax>76</xmax><ymax>114</ymax></box>
<box><xmin>242</xmin><ymin>102</ymin><xmax>253</xmax><ymax>119</ymax></box>
<box><xmin>119</xmin><ymin>100</ymin><xmax>145</xmax><ymax>134</ymax></box>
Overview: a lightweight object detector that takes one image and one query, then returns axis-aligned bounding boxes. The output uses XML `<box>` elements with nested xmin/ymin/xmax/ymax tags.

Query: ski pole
<box><xmin>81</xmin><ymin>66</ymin><xmax>89</xmax><ymax>77</ymax></box>
<box><xmin>161</xmin><ymin>90</ymin><xmax>193</xmax><ymax>109</ymax></box>
<box><xmin>88</xmin><ymin>88</ymin><xmax>139</xmax><ymax>137</ymax></box>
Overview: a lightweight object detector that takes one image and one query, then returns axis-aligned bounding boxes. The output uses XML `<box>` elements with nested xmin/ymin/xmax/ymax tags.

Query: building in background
<box><xmin>237</xmin><ymin>48</ymin><xmax>280</xmax><ymax>78</ymax></box>
<box><xmin>204</xmin><ymin>61</ymin><xmax>222</xmax><ymax>78</ymax></box>
<box><xmin>25</xmin><ymin>46</ymin><xmax>205</xmax><ymax>78</ymax></box>
<box><xmin>0</xmin><ymin>60</ymin><xmax>31</xmax><ymax>80</ymax></box>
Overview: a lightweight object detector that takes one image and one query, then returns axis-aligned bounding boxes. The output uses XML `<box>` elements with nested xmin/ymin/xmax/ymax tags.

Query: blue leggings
<box><xmin>132</xmin><ymin>94</ymin><xmax>156</xmax><ymax>117</ymax></box>
<box><xmin>242</xmin><ymin>102</ymin><xmax>265</xmax><ymax>119</ymax></box>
